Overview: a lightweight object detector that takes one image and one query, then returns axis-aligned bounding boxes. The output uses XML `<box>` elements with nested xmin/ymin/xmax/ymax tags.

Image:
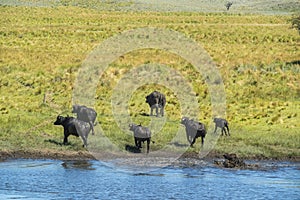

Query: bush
<box><xmin>290</xmin><ymin>14</ymin><xmax>300</xmax><ymax>34</ymax></box>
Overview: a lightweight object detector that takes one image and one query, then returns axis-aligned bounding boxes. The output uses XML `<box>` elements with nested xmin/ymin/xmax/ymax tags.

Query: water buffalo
<box><xmin>213</xmin><ymin>118</ymin><xmax>230</xmax><ymax>136</ymax></box>
<box><xmin>72</xmin><ymin>105</ymin><xmax>97</xmax><ymax>135</ymax></box>
<box><xmin>181</xmin><ymin>117</ymin><xmax>206</xmax><ymax>147</ymax></box>
<box><xmin>145</xmin><ymin>91</ymin><xmax>166</xmax><ymax>117</ymax></box>
<box><xmin>129</xmin><ymin>123</ymin><xmax>152</xmax><ymax>153</ymax></box>
<box><xmin>54</xmin><ymin>115</ymin><xmax>91</xmax><ymax>147</ymax></box>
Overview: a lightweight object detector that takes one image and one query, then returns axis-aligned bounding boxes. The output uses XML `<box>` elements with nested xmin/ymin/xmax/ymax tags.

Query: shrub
<box><xmin>290</xmin><ymin>13</ymin><xmax>300</xmax><ymax>34</ymax></box>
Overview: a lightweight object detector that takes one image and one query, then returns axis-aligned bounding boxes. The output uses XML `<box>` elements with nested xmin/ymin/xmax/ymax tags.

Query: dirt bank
<box><xmin>0</xmin><ymin>149</ymin><xmax>94</xmax><ymax>161</ymax></box>
<box><xmin>1</xmin><ymin>149</ymin><xmax>299</xmax><ymax>162</ymax></box>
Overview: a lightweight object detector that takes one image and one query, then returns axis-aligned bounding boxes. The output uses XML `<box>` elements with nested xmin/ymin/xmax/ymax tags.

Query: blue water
<box><xmin>0</xmin><ymin>159</ymin><xmax>299</xmax><ymax>200</ymax></box>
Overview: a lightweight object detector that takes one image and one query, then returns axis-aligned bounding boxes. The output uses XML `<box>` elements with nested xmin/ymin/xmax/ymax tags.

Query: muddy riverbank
<box><xmin>1</xmin><ymin>149</ymin><xmax>299</xmax><ymax>163</ymax></box>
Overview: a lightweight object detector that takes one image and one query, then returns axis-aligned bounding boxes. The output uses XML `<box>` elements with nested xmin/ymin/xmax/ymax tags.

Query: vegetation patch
<box><xmin>0</xmin><ymin>3</ymin><xmax>299</xmax><ymax>160</ymax></box>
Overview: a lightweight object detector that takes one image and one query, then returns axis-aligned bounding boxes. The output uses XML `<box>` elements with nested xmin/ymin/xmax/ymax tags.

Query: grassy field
<box><xmin>1</xmin><ymin>0</ymin><xmax>299</xmax><ymax>14</ymax></box>
<box><xmin>0</xmin><ymin>1</ymin><xmax>299</xmax><ymax>160</ymax></box>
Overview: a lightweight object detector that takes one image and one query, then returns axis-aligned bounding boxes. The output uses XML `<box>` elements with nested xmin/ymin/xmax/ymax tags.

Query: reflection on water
<box><xmin>0</xmin><ymin>159</ymin><xmax>299</xmax><ymax>200</ymax></box>
<box><xmin>61</xmin><ymin>160</ymin><xmax>96</xmax><ymax>170</ymax></box>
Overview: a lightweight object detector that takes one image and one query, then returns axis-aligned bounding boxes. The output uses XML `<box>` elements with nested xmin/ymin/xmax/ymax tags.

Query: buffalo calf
<box><xmin>54</xmin><ymin>115</ymin><xmax>91</xmax><ymax>147</ymax></box>
<box><xmin>213</xmin><ymin>118</ymin><xmax>230</xmax><ymax>136</ymax></box>
<box><xmin>129</xmin><ymin>123</ymin><xmax>152</xmax><ymax>153</ymax></box>
<box><xmin>181</xmin><ymin>117</ymin><xmax>206</xmax><ymax>147</ymax></box>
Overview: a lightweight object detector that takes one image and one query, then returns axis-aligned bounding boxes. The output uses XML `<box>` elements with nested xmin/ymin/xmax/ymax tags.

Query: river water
<box><xmin>0</xmin><ymin>159</ymin><xmax>299</xmax><ymax>200</ymax></box>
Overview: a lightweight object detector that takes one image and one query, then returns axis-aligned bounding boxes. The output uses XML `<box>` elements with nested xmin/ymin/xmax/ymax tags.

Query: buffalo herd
<box><xmin>54</xmin><ymin>91</ymin><xmax>229</xmax><ymax>153</ymax></box>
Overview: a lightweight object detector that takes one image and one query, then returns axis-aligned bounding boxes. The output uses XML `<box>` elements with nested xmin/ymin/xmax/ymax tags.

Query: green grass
<box><xmin>214</xmin><ymin>125</ymin><xmax>300</xmax><ymax>158</ymax></box>
<box><xmin>2</xmin><ymin>0</ymin><xmax>299</xmax><ymax>14</ymax></box>
<box><xmin>0</xmin><ymin>4</ymin><xmax>299</xmax><ymax>159</ymax></box>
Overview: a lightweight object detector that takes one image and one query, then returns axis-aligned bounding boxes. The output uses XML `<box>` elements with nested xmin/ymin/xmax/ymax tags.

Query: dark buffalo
<box><xmin>72</xmin><ymin>105</ymin><xmax>97</xmax><ymax>135</ymax></box>
<box><xmin>54</xmin><ymin>115</ymin><xmax>91</xmax><ymax>147</ymax></box>
<box><xmin>213</xmin><ymin>118</ymin><xmax>230</xmax><ymax>136</ymax></box>
<box><xmin>145</xmin><ymin>91</ymin><xmax>166</xmax><ymax>117</ymax></box>
<box><xmin>181</xmin><ymin>117</ymin><xmax>206</xmax><ymax>147</ymax></box>
<box><xmin>129</xmin><ymin>123</ymin><xmax>152</xmax><ymax>153</ymax></box>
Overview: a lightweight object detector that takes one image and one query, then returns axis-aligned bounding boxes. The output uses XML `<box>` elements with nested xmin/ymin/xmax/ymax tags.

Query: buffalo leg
<box><xmin>223</xmin><ymin>127</ymin><xmax>228</xmax><ymax>136</ymax></box>
<box><xmin>146</xmin><ymin>139</ymin><xmax>150</xmax><ymax>153</ymax></box>
<box><xmin>226</xmin><ymin>125</ymin><xmax>230</xmax><ymax>136</ymax></box>
<box><xmin>201</xmin><ymin>136</ymin><xmax>204</xmax><ymax>147</ymax></box>
<box><xmin>134</xmin><ymin>137</ymin><xmax>138</xmax><ymax>147</ymax></box>
<box><xmin>150</xmin><ymin>107</ymin><xmax>154</xmax><ymax>116</ymax></box>
<box><xmin>190</xmin><ymin>137</ymin><xmax>196</xmax><ymax>147</ymax></box>
<box><xmin>160</xmin><ymin>107</ymin><xmax>164</xmax><ymax>117</ymax></box>
<box><xmin>222</xmin><ymin>127</ymin><xmax>229</xmax><ymax>136</ymax></box>
<box><xmin>155</xmin><ymin>104</ymin><xmax>159</xmax><ymax>117</ymax></box>
<box><xmin>81</xmin><ymin>135</ymin><xmax>88</xmax><ymax>148</ymax></box>
<box><xmin>64</xmin><ymin>133</ymin><xmax>69</xmax><ymax>145</ymax></box>
<box><xmin>221</xmin><ymin>128</ymin><xmax>225</xmax><ymax>136</ymax></box>
<box><xmin>213</xmin><ymin>125</ymin><xmax>217</xmax><ymax>134</ymax></box>
<box><xmin>89</xmin><ymin>121</ymin><xmax>95</xmax><ymax>135</ymax></box>
<box><xmin>186</xmin><ymin>133</ymin><xmax>193</xmax><ymax>145</ymax></box>
<box><xmin>82</xmin><ymin>137</ymin><xmax>87</xmax><ymax>148</ymax></box>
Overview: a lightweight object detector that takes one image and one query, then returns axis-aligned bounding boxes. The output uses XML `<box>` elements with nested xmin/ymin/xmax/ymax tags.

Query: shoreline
<box><xmin>1</xmin><ymin>149</ymin><xmax>299</xmax><ymax>163</ymax></box>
